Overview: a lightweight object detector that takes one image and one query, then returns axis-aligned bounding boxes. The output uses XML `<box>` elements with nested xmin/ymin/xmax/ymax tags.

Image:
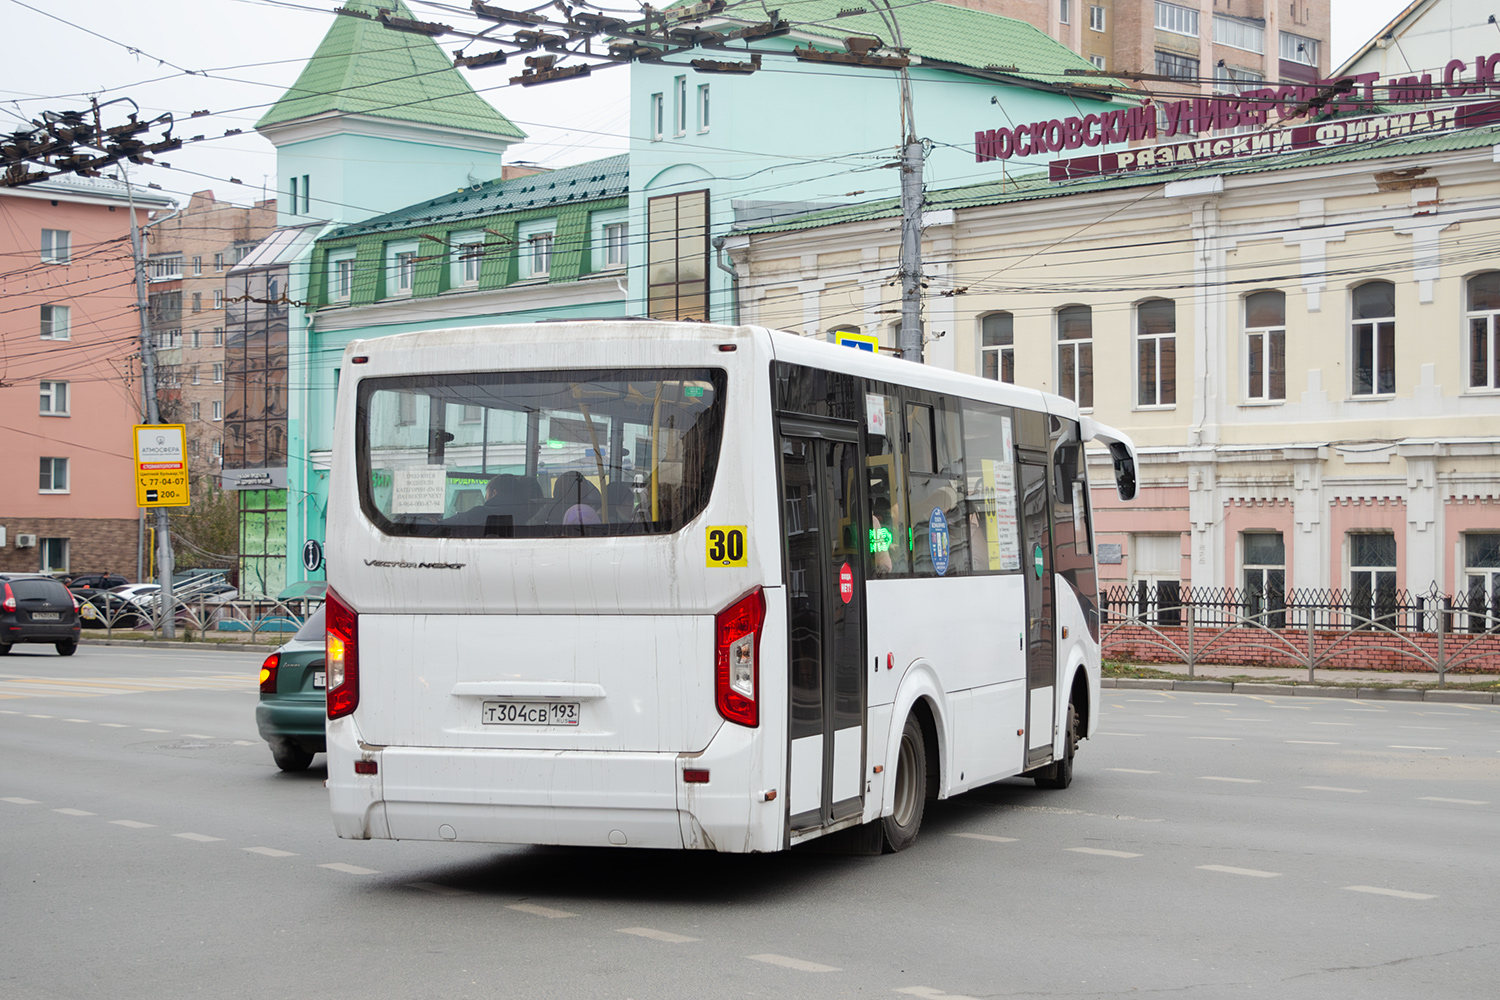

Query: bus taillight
<box><xmin>714</xmin><ymin>587</ymin><xmax>765</xmax><ymax>728</ymax></box>
<box><xmin>326</xmin><ymin>586</ymin><xmax>360</xmax><ymax>720</ymax></box>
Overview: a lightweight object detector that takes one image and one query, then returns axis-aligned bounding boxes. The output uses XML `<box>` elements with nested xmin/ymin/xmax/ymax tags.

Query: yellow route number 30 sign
<box><xmin>705</xmin><ymin>526</ymin><xmax>748</xmax><ymax>567</ymax></box>
<box><xmin>133</xmin><ymin>424</ymin><xmax>191</xmax><ymax>507</ymax></box>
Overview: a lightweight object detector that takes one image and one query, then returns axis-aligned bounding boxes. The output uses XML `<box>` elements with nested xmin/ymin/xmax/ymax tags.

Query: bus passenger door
<box><xmin>1019</xmin><ymin>457</ymin><xmax>1056</xmax><ymax>767</ymax></box>
<box><xmin>779</xmin><ymin>424</ymin><xmax>867</xmax><ymax>834</ymax></box>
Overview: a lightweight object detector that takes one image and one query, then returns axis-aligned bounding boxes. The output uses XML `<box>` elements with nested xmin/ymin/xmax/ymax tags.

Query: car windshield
<box><xmin>292</xmin><ymin>605</ymin><xmax>326</xmax><ymax>642</ymax></box>
<box><xmin>11</xmin><ymin>579</ymin><xmax>67</xmax><ymax>601</ymax></box>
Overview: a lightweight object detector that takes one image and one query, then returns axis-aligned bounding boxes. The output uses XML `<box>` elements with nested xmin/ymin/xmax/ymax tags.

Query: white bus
<box><xmin>325</xmin><ymin>321</ymin><xmax>1138</xmax><ymax>853</ymax></box>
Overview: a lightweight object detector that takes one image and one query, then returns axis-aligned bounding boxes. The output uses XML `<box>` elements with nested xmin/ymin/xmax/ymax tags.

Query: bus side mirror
<box><xmin>1108</xmin><ymin>442</ymin><xmax>1137</xmax><ymax>502</ymax></box>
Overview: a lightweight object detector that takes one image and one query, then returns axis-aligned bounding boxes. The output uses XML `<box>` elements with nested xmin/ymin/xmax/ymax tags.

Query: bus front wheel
<box><xmin>1034</xmin><ymin>702</ymin><xmax>1078</xmax><ymax>790</ymax></box>
<box><xmin>882</xmin><ymin>713</ymin><xmax>927</xmax><ymax>852</ymax></box>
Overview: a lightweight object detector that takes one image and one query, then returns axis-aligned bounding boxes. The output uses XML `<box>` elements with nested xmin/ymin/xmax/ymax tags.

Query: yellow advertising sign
<box><xmin>133</xmin><ymin>424</ymin><xmax>191</xmax><ymax>507</ymax></box>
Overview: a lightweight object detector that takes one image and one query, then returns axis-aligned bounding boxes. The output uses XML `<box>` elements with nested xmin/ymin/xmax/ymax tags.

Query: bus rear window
<box><xmin>356</xmin><ymin>368</ymin><xmax>726</xmax><ymax>538</ymax></box>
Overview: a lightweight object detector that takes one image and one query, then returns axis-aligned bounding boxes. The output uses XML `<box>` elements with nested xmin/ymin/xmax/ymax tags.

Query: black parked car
<box><xmin>67</xmin><ymin>572</ymin><xmax>130</xmax><ymax>593</ymax></box>
<box><xmin>0</xmin><ymin>573</ymin><xmax>82</xmax><ymax>655</ymax></box>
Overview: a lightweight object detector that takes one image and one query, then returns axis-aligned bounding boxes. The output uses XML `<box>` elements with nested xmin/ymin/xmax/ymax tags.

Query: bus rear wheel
<box><xmin>882</xmin><ymin>713</ymin><xmax>927</xmax><ymax>852</ymax></box>
<box><xmin>1034</xmin><ymin>701</ymin><xmax>1077</xmax><ymax>790</ymax></box>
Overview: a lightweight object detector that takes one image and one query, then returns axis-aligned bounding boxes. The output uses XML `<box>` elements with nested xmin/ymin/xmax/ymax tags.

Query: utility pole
<box><xmin>878</xmin><ymin>1</ymin><xmax>925</xmax><ymax>364</ymax></box>
<box><xmin>125</xmin><ymin>172</ymin><xmax>176</xmax><ymax>638</ymax></box>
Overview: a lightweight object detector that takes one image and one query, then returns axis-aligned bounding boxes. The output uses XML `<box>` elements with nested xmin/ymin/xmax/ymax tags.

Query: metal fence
<box><xmin>1100</xmin><ymin>583</ymin><xmax>1500</xmax><ymax>683</ymax></box>
<box><xmin>80</xmin><ymin>594</ymin><xmax>319</xmax><ymax>644</ymax></box>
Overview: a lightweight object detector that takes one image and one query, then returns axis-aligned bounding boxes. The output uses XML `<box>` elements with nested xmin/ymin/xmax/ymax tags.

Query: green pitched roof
<box><xmin>326</xmin><ymin>154</ymin><xmax>629</xmax><ymax>239</ymax></box>
<box><xmin>737</xmin><ymin>125</ymin><xmax>1500</xmax><ymax>237</ymax></box>
<box><xmin>700</xmin><ymin>0</ymin><xmax>1124</xmax><ymax>93</ymax></box>
<box><xmin>256</xmin><ymin>0</ymin><xmax>524</xmax><ymax>139</ymax></box>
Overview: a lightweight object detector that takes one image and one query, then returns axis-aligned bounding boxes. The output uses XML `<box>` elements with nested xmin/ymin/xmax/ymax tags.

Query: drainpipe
<box><xmin>712</xmin><ymin>235</ymin><xmax>740</xmax><ymax>325</ymax></box>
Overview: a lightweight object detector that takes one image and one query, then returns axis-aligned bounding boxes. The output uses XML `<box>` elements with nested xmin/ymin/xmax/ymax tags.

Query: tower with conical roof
<box><xmin>255</xmin><ymin>0</ymin><xmax>525</xmax><ymax>228</ymax></box>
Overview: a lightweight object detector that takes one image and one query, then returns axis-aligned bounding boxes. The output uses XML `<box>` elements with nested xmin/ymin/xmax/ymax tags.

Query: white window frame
<box><xmin>1213</xmin><ymin>15</ymin><xmax>1264</xmax><ymax>54</ymax></box>
<box><xmin>517</xmin><ymin>221</ymin><xmax>555</xmax><ymax>279</ymax></box>
<box><xmin>449</xmin><ymin>231</ymin><xmax>485</xmax><ymax>288</ymax></box>
<box><xmin>1059</xmin><ymin>0</ymin><xmax>1070</xmax><ymax>25</ymax></box>
<box><xmin>193</xmin><ymin>256</ymin><xmax>202</xmax><ymax>275</ymax></box>
<box><xmin>329</xmin><ymin>250</ymin><xmax>357</xmax><ymax>302</ymax></box>
<box><xmin>1155</xmin><ymin>2</ymin><xmax>1199</xmax><ymax>37</ymax></box>
<box><xmin>192</xmin><ymin>292</ymin><xmax>202</xmax><ymax>313</ymax></box>
<box><xmin>40</xmin><ymin>303</ymin><xmax>70</xmax><ymax>340</ymax></box>
<box><xmin>1056</xmin><ymin>305</ymin><xmax>1094</xmax><ymax>410</ymax></box>
<box><xmin>1465</xmin><ymin>273</ymin><xmax>1500</xmax><ymax>392</ymax></box>
<box><xmin>1280</xmin><ymin>31</ymin><xmax>1318</xmax><ymax>66</ymax></box>
<box><xmin>39</xmin><ymin>537</ymin><xmax>69</xmax><ymax>574</ymax></box>
<box><xmin>1244</xmin><ymin>290</ymin><xmax>1286</xmax><ymax>403</ymax></box>
<box><xmin>591</xmin><ymin>210</ymin><xmax>629</xmax><ymax>272</ymax></box>
<box><xmin>1135</xmin><ymin>299</ymin><xmax>1177</xmax><ymax>409</ymax></box>
<box><xmin>1214</xmin><ymin>64</ymin><xmax>1264</xmax><ymax>96</ymax></box>
<box><xmin>1351</xmin><ymin>282</ymin><xmax>1396</xmax><ymax>398</ymax></box>
<box><xmin>980</xmin><ymin>312</ymin><xmax>1014</xmax><ymax>384</ymax></box>
<box><xmin>212</xmin><ymin>400</ymin><xmax>223</xmax><ymax>421</ymax></box>
<box><xmin>148</xmin><ymin>254</ymin><xmax>184</xmax><ymax>281</ymax></box>
<box><xmin>698</xmin><ymin>84</ymin><xmax>710</xmax><ymax>132</ymax></box>
<box><xmin>650</xmin><ymin>93</ymin><xmax>664</xmax><ymax>141</ymax></box>
<box><xmin>1089</xmin><ymin>5</ymin><xmax>1105</xmax><ymax>32</ymax></box>
<box><xmin>41</xmin><ymin>229</ymin><xmax>71</xmax><ymax>264</ymax></box>
<box><xmin>213</xmin><ymin>289</ymin><xmax>224</xmax><ymax>310</ymax></box>
<box><xmin>1090</xmin><ymin>54</ymin><xmax>1106</xmax><ymax>70</ymax></box>
<box><xmin>40</xmin><ymin>380</ymin><xmax>69</xmax><ymax>416</ymax></box>
<box><xmin>386</xmin><ymin>240</ymin><xmax>419</xmax><ymax>298</ymax></box>
<box><xmin>214</xmin><ymin>252</ymin><xmax>224</xmax><ymax>271</ymax></box>
<box><xmin>191</xmin><ymin>401</ymin><xmax>201</xmax><ymax>421</ymax></box>
<box><xmin>1241</xmin><ymin>531</ymin><xmax>1287</xmax><ymax>626</ymax></box>
<box><xmin>39</xmin><ymin>456</ymin><xmax>69</xmax><ymax>493</ymax></box>
<box><xmin>213</xmin><ymin>363</ymin><xmax>224</xmax><ymax>384</ymax></box>
<box><xmin>212</xmin><ymin>439</ymin><xmax>221</xmax><ymax>461</ymax></box>
<box><xmin>213</xmin><ymin>327</ymin><xmax>224</xmax><ymax>347</ymax></box>
<box><xmin>1347</xmin><ymin>532</ymin><xmax>1398</xmax><ymax>626</ymax></box>
<box><xmin>674</xmin><ymin>75</ymin><xmax>688</xmax><ymax>136</ymax></box>
<box><xmin>191</xmin><ymin>366</ymin><xmax>201</xmax><ymax>385</ymax></box>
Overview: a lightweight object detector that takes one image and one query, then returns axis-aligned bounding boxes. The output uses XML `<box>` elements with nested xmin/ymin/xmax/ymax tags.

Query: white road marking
<box><xmin>173</xmin><ymin>832</ymin><xmax>223</xmax><ymax>842</ymax></box>
<box><xmin>617</xmin><ymin>927</ymin><xmax>699</xmax><ymax>943</ymax></box>
<box><xmin>1200</xmin><ymin>776</ymin><xmax>1261</xmax><ymax>783</ymax></box>
<box><xmin>243</xmin><ymin>846</ymin><xmax>298</xmax><ymax>857</ymax></box>
<box><xmin>1198</xmin><ymin>865</ymin><xmax>1281</xmax><ymax>878</ymax></box>
<box><xmin>27</xmin><ymin>714</ymin><xmax>53</xmax><ymax>719</ymax></box>
<box><xmin>1389</xmin><ymin>745</ymin><xmax>1448</xmax><ymax>750</ymax></box>
<box><xmin>1287</xmin><ymin>740</ymin><xmax>1340</xmax><ymax>745</ymax></box>
<box><xmin>1311</xmin><ymin>722</ymin><xmax>1353</xmax><ymax>726</ymax></box>
<box><xmin>2</xmin><ymin>797</ymin><xmax>40</xmax><ymax>804</ymax></box>
<box><xmin>53</xmin><ymin>808</ymin><xmax>95</xmax><ymax>816</ymax></box>
<box><xmin>1225</xmin><ymin>718</ymin><xmax>1270</xmax><ymax>723</ymax></box>
<box><xmin>0</xmin><ymin>709</ymin><xmax>16</xmax><ymax>713</ymax></box>
<box><xmin>1126</xmin><ymin>699</ymin><xmax>1168</xmax><ymax>703</ymax></box>
<box><xmin>1399</xmin><ymin>726</ymin><xmax>1448</xmax><ymax>730</ymax></box>
<box><xmin>1344</xmin><ymin>885</ymin><xmax>1436</xmax><ymax>900</ymax></box>
<box><xmin>110</xmin><ymin>820</ymin><xmax>155</xmax><ymax>828</ymax></box>
<box><xmin>408</xmin><ymin>882</ymin><xmax>470</xmax><ymax>896</ymax></box>
<box><xmin>232</xmin><ymin>740</ymin><xmax>258</xmax><ymax>746</ymax></box>
<box><xmin>320</xmin><ymin>863</ymin><xmax>379</xmax><ymax>875</ymax></box>
<box><xmin>1303</xmin><ymin>785</ymin><xmax>1367</xmax><ymax>794</ymax></box>
<box><xmin>1146</xmin><ymin>714</ymin><xmax>1187</xmax><ymax>719</ymax></box>
<box><xmin>181</xmin><ymin>733</ymin><xmax>215</xmax><ymax>739</ymax></box>
<box><xmin>954</xmin><ymin>833</ymin><xmax>1018</xmax><ymax>843</ymax></box>
<box><xmin>1193</xmin><ymin>702</ymin><xmax>1237</xmax><ymax>706</ymax></box>
<box><xmin>747</xmin><ymin>954</ymin><xmax>840</xmax><ymax>973</ymax></box>
<box><xmin>1191</xmin><ymin>736</ymin><xmax>1239</xmax><ymax>741</ymax></box>
<box><xmin>896</xmin><ymin>987</ymin><xmax>980</xmax><ymax>999</ymax></box>
<box><xmin>61</xmin><ymin>718</ymin><xmax>91</xmax><ymax>723</ymax></box>
<box><xmin>99</xmin><ymin>723</ymin><xmax>128</xmax><ymax>728</ymax></box>
<box><xmin>1107</xmin><ymin>768</ymin><xmax>1160</xmax><ymax>774</ymax></box>
<box><xmin>1099</xmin><ymin>732</ymin><xmax>1144</xmax><ymax>737</ymax></box>
<box><xmin>140</xmin><ymin>728</ymin><xmax>169</xmax><ymax>733</ymax></box>
<box><xmin>507</xmin><ymin>902</ymin><xmax>576</xmax><ymax>918</ymax></box>
<box><xmin>1067</xmin><ymin>847</ymin><xmax>1141</xmax><ymax>858</ymax></box>
<box><xmin>1419</xmin><ymin>797</ymin><xmax>1489</xmax><ymax>805</ymax></box>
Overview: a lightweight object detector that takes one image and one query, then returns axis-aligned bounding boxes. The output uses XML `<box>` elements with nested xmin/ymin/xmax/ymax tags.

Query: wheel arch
<box><xmin>881</xmin><ymin>663</ymin><xmax>948</xmax><ymax>818</ymax></box>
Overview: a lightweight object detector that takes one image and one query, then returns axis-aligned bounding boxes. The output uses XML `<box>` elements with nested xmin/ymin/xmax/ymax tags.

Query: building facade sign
<box><xmin>974</xmin><ymin>52</ymin><xmax>1500</xmax><ymax>167</ymax></box>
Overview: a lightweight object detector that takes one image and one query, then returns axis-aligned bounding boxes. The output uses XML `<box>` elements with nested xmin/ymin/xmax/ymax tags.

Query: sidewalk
<box><xmin>1105</xmin><ymin>661</ymin><xmax>1499</xmax><ymax>703</ymax></box>
<box><xmin>79</xmin><ymin>635</ymin><xmax>282</xmax><ymax>653</ymax></box>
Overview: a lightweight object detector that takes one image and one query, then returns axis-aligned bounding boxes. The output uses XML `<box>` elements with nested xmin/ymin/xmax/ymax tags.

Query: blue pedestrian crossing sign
<box><xmin>835</xmin><ymin>330</ymin><xmax>880</xmax><ymax>352</ymax></box>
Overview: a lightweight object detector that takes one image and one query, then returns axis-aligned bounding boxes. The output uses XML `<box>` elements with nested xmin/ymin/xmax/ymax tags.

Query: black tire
<box><xmin>881</xmin><ymin>713</ymin><xmax>928</xmax><ymax>852</ymax></box>
<box><xmin>1034</xmin><ymin>701</ymin><xmax>1078</xmax><ymax>790</ymax></box>
<box><xmin>55</xmin><ymin>641</ymin><xmax>77</xmax><ymax>657</ymax></box>
<box><xmin>271</xmin><ymin>741</ymin><xmax>315</xmax><ymax>772</ymax></box>
<box><xmin>0</xmin><ymin>642</ymin><xmax>10</xmax><ymax>655</ymax></box>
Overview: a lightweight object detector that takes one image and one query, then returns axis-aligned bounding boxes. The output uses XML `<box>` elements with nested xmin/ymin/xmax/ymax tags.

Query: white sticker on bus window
<box><xmin>391</xmin><ymin>466</ymin><xmax>447</xmax><ymax>514</ymax></box>
<box><xmin>865</xmin><ymin>393</ymin><xmax>887</xmax><ymax>437</ymax></box>
<box><xmin>993</xmin><ymin>417</ymin><xmax>1020</xmax><ymax>570</ymax></box>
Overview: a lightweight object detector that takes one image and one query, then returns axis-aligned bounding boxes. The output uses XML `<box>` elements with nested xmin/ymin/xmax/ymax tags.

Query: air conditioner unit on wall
<box><xmin>15</xmin><ymin>534</ymin><xmax>38</xmax><ymax>549</ymax></box>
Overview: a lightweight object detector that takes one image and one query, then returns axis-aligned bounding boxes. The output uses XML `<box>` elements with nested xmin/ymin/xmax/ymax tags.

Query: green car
<box><xmin>256</xmin><ymin>606</ymin><xmax>327</xmax><ymax>771</ymax></box>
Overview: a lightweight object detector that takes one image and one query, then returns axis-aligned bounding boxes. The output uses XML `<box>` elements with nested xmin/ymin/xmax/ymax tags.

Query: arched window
<box><xmin>1056</xmin><ymin>305</ymin><xmax>1092</xmax><ymax>407</ymax></box>
<box><xmin>1245</xmin><ymin>290</ymin><xmax>1285</xmax><ymax>401</ymax></box>
<box><xmin>1466</xmin><ymin>272</ymin><xmax>1500</xmax><ymax>390</ymax></box>
<box><xmin>1351</xmin><ymin>281</ymin><xmax>1395</xmax><ymax>396</ymax></box>
<box><xmin>980</xmin><ymin>312</ymin><xmax>1014</xmax><ymax>383</ymax></box>
<box><xmin>1136</xmin><ymin>298</ymin><xmax>1176</xmax><ymax>407</ymax></box>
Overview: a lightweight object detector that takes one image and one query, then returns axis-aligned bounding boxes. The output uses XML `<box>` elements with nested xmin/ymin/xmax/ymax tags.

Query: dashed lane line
<box><xmin>109</xmin><ymin>820</ymin><xmax>155</xmax><ymax>828</ymax></box>
<box><xmin>53</xmin><ymin>808</ymin><xmax>95</xmax><ymax>816</ymax></box>
<box><xmin>747</xmin><ymin>954</ymin><xmax>840</xmax><ymax>973</ymax></box>
<box><xmin>243</xmin><ymin>847</ymin><xmax>298</xmax><ymax>857</ymax></box>
<box><xmin>1107</xmin><ymin>768</ymin><xmax>1160</xmax><ymax>774</ymax></box>
<box><xmin>1145</xmin><ymin>714</ymin><xmax>1187</xmax><ymax>719</ymax></box>
<box><xmin>1311</xmin><ymin>722</ymin><xmax>1354</xmax><ymax>726</ymax></box>
<box><xmin>1067</xmin><ymin>847</ymin><xmax>1142</xmax><ymax>858</ymax></box>
<box><xmin>140</xmin><ymin>728</ymin><xmax>169</xmax><ymax>733</ymax></box>
<box><xmin>1193</xmin><ymin>702</ymin><xmax>1237</xmax><ymax>706</ymax></box>
<box><xmin>1198</xmin><ymin>865</ymin><xmax>1281</xmax><ymax>878</ymax></box>
<box><xmin>1389</xmin><ymin>745</ymin><xmax>1448</xmax><ymax>750</ymax></box>
<box><xmin>953</xmin><ymin>832</ymin><xmax>1017</xmax><ymax>843</ymax></box>
<box><xmin>1098</xmin><ymin>732</ymin><xmax>1144</xmax><ymax>737</ymax></box>
<box><xmin>1419</xmin><ymin>796</ymin><xmax>1489</xmax><ymax>805</ymax></box>
<box><xmin>1200</xmin><ymin>776</ymin><xmax>1261</xmax><ymax>783</ymax></box>
<box><xmin>1344</xmin><ymin>885</ymin><xmax>1437</xmax><ymax>900</ymax></box>
<box><xmin>507</xmin><ymin>902</ymin><xmax>577</xmax><ymax>919</ymax></box>
<box><xmin>1303</xmin><ymin>786</ymin><xmax>1367</xmax><ymax>793</ymax></box>
<box><xmin>896</xmin><ymin>988</ymin><xmax>980</xmax><ymax>999</ymax></box>
<box><xmin>617</xmin><ymin>927</ymin><xmax>700</xmax><ymax>943</ymax></box>
<box><xmin>1191</xmin><ymin>736</ymin><xmax>1239</xmax><ymax>741</ymax></box>
<box><xmin>1287</xmin><ymin>740</ymin><xmax>1340</xmax><ymax>745</ymax></box>
<box><xmin>173</xmin><ymin>832</ymin><xmax>224</xmax><ymax>842</ymax></box>
<box><xmin>320</xmin><ymin>863</ymin><xmax>379</xmax><ymax>875</ymax></box>
<box><xmin>61</xmin><ymin>718</ymin><xmax>91</xmax><ymax>723</ymax></box>
<box><xmin>2</xmin><ymin>797</ymin><xmax>40</xmax><ymax>804</ymax></box>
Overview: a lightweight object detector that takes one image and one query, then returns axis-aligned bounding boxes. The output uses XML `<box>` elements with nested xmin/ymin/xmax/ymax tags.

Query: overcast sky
<box><xmin>2</xmin><ymin>0</ymin><xmax>1413</xmax><ymax>209</ymax></box>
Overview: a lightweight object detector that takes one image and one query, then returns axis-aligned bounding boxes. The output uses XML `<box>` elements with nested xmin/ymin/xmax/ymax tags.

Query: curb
<box><xmin>1102</xmin><ymin>677</ymin><xmax>1496</xmax><ymax>703</ymax></box>
<box><xmin>80</xmin><ymin>637</ymin><xmax>281</xmax><ymax>653</ymax></box>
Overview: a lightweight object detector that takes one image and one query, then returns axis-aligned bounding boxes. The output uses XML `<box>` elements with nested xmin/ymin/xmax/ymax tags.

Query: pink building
<box><xmin>0</xmin><ymin>175</ymin><xmax>174</xmax><ymax>578</ymax></box>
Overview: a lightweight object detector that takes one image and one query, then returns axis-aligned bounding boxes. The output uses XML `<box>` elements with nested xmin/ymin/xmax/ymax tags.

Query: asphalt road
<box><xmin>3</xmin><ymin>644</ymin><xmax>1497</xmax><ymax>1000</ymax></box>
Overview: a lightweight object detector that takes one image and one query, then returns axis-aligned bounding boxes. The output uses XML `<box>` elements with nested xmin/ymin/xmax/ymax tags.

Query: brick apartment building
<box><xmin>0</xmin><ymin>175</ymin><xmax>173</xmax><ymax>577</ymax></box>
<box><xmin>947</xmin><ymin>0</ymin><xmax>1329</xmax><ymax>95</ymax></box>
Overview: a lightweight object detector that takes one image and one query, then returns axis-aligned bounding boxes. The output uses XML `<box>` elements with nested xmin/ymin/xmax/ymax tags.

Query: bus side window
<box><xmin>864</xmin><ymin>390</ymin><xmax>908</xmax><ymax>576</ymax></box>
<box><xmin>960</xmin><ymin>401</ymin><xmax>1018</xmax><ymax>573</ymax></box>
<box><xmin>906</xmin><ymin>398</ymin><xmax>967</xmax><ymax>576</ymax></box>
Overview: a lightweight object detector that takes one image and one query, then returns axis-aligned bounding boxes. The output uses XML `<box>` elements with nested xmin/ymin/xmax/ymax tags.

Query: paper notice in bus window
<box><xmin>391</xmin><ymin>466</ymin><xmax>447</xmax><ymax>514</ymax></box>
<box><xmin>991</xmin><ymin>417</ymin><xmax>1020</xmax><ymax>570</ymax></box>
<box><xmin>866</xmin><ymin>393</ymin><xmax>887</xmax><ymax>437</ymax></box>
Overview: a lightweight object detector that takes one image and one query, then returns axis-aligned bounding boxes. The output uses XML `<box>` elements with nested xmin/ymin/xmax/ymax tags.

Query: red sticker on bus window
<box><xmin>839</xmin><ymin>562</ymin><xmax>853</xmax><ymax>603</ymax></box>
